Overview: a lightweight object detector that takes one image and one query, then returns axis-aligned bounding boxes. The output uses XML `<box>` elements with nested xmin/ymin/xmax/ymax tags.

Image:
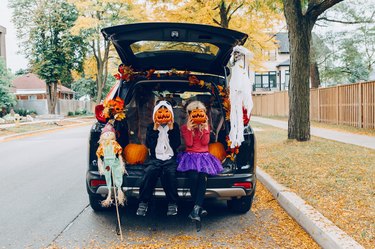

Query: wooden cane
<box><xmin>112</xmin><ymin>170</ymin><xmax>123</xmax><ymax>241</ymax></box>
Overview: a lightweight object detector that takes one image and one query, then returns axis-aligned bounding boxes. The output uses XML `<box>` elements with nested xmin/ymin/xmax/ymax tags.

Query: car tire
<box><xmin>89</xmin><ymin>194</ymin><xmax>107</xmax><ymax>212</ymax></box>
<box><xmin>227</xmin><ymin>191</ymin><xmax>255</xmax><ymax>213</ymax></box>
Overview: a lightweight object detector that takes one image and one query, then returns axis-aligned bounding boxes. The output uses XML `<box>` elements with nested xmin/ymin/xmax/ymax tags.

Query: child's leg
<box><xmin>195</xmin><ymin>173</ymin><xmax>207</xmax><ymax>206</ymax></box>
<box><xmin>187</xmin><ymin>170</ymin><xmax>199</xmax><ymax>201</ymax></box>
<box><xmin>139</xmin><ymin>164</ymin><xmax>161</xmax><ymax>203</ymax></box>
<box><xmin>161</xmin><ymin>159</ymin><xmax>179</xmax><ymax>204</ymax></box>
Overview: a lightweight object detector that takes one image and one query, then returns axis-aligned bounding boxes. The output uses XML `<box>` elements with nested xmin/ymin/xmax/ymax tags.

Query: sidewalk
<box><xmin>252</xmin><ymin>116</ymin><xmax>375</xmax><ymax>150</ymax></box>
<box><xmin>0</xmin><ymin>116</ymin><xmax>92</xmax><ymax>129</ymax></box>
<box><xmin>0</xmin><ymin>117</ymin><xmax>94</xmax><ymax>142</ymax></box>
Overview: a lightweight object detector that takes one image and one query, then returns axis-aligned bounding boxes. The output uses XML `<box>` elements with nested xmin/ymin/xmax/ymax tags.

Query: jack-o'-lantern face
<box><xmin>189</xmin><ymin>108</ymin><xmax>207</xmax><ymax>124</ymax></box>
<box><xmin>154</xmin><ymin>106</ymin><xmax>173</xmax><ymax>124</ymax></box>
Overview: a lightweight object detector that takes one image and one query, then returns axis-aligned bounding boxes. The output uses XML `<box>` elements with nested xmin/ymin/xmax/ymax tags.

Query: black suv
<box><xmin>86</xmin><ymin>23</ymin><xmax>256</xmax><ymax>213</ymax></box>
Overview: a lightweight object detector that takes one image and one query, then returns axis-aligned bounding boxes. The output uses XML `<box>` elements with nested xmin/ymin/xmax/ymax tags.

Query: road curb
<box><xmin>0</xmin><ymin>121</ymin><xmax>94</xmax><ymax>142</ymax></box>
<box><xmin>257</xmin><ymin>167</ymin><xmax>364</xmax><ymax>249</ymax></box>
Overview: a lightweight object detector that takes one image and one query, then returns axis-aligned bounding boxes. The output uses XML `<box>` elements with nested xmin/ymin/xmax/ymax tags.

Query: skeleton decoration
<box><xmin>96</xmin><ymin>122</ymin><xmax>127</xmax><ymax>207</ymax></box>
<box><xmin>228</xmin><ymin>45</ymin><xmax>254</xmax><ymax>148</ymax></box>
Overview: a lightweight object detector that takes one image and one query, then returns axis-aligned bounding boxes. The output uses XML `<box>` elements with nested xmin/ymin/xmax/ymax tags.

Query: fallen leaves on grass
<box><xmin>252</xmin><ymin>121</ymin><xmax>375</xmax><ymax>248</ymax></box>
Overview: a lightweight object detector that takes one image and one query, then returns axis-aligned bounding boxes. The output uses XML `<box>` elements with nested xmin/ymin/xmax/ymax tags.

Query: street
<box><xmin>0</xmin><ymin>125</ymin><xmax>318</xmax><ymax>249</ymax></box>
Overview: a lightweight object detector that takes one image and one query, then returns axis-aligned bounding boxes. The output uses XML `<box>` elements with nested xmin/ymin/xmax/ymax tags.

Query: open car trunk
<box><xmin>122</xmin><ymin>80</ymin><xmax>228</xmax><ymax>160</ymax></box>
<box><xmin>101</xmin><ymin>22</ymin><xmax>248</xmax><ymax>76</ymax></box>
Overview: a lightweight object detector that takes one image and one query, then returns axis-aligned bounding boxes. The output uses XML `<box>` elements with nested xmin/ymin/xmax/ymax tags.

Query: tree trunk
<box><xmin>46</xmin><ymin>83</ymin><xmax>58</xmax><ymax>114</ymax></box>
<box><xmin>219</xmin><ymin>0</ymin><xmax>229</xmax><ymax>28</ymax></box>
<box><xmin>310</xmin><ymin>62</ymin><xmax>321</xmax><ymax>88</ymax></box>
<box><xmin>285</xmin><ymin>9</ymin><xmax>313</xmax><ymax>141</ymax></box>
<box><xmin>283</xmin><ymin>0</ymin><xmax>343</xmax><ymax>141</ymax></box>
<box><xmin>94</xmin><ymin>38</ymin><xmax>110</xmax><ymax>104</ymax></box>
<box><xmin>96</xmin><ymin>64</ymin><xmax>104</xmax><ymax>104</ymax></box>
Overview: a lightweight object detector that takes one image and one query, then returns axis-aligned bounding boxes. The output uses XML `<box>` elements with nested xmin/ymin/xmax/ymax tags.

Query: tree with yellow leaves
<box><xmin>147</xmin><ymin>0</ymin><xmax>285</xmax><ymax>68</ymax></box>
<box><xmin>68</xmin><ymin>0</ymin><xmax>143</xmax><ymax>103</ymax></box>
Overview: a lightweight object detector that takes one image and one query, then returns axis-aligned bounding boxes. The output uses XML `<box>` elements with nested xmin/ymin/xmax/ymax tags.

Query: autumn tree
<box><xmin>9</xmin><ymin>0</ymin><xmax>84</xmax><ymax>114</ymax></box>
<box><xmin>283</xmin><ymin>0</ymin><xmax>344</xmax><ymax>141</ymax></box>
<box><xmin>68</xmin><ymin>0</ymin><xmax>142</xmax><ymax>104</ymax></box>
<box><xmin>0</xmin><ymin>58</ymin><xmax>16</xmax><ymax>112</ymax></box>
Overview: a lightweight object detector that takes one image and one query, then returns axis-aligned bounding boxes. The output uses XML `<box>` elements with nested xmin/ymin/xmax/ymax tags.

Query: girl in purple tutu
<box><xmin>177</xmin><ymin>101</ymin><xmax>223</xmax><ymax>222</ymax></box>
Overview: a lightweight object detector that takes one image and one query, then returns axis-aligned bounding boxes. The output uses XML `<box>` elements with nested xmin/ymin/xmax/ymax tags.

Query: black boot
<box><xmin>188</xmin><ymin>205</ymin><xmax>201</xmax><ymax>222</ymax></box>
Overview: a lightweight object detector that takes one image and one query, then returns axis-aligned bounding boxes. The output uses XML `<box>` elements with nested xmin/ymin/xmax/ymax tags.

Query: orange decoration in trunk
<box><xmin>189</xmin><ymin>109</ymin><xmax>207</xmax><ymax>124</ymax></box>
<box><xmin>154</xmin><ymin>106</ymin><xmax>173</xmax><ymax>124</ymax></box>
<box><xmin>208</xmin><ymin>142</ymin><xmax>227</xmax><ymax>161</ymax></box>
<box><xmin>123</xmin><ymin>144</ymin><xmax>148</xmax><ymax>164</ymax></box>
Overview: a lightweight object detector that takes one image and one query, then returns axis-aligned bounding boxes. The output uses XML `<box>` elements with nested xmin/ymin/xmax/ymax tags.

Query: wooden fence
<box><xmin>252</xmin><ymin>81</ymin><xmax>375</xmax><ymax>129</ymax></box>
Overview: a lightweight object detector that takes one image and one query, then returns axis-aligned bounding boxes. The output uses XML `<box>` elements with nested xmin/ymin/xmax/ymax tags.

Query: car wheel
<box><xmin>89</xmin><ymin>194</ymin><xmax>107</xmax><ymax>212</ymax></box>
<box><xmin>227</xmin><ymin>191</ymin><xmax>255</xmax><ymax>214</ymax></box>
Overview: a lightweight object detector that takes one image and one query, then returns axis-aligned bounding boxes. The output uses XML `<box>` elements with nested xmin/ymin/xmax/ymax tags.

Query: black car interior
<box><xmin>122</xmin><ymin>81</ymin><xmax>227</xmax><ymax>156</ymax></box>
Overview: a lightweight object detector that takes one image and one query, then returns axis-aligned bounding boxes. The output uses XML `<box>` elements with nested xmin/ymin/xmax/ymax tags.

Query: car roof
<box><xmin>101</xmin><ymin>22</ymin><xmax>248</xmax><ymax>76</ymax></box>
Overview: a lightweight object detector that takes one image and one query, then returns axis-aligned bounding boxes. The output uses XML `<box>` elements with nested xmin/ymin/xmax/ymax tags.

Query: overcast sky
<box><xmin>0</xmin><ymin>0</ymin><xmax>28</xmax><ymax>73</ymax></box>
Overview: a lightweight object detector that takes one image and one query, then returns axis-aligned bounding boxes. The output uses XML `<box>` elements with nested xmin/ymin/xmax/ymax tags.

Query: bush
<box><xmin>14</xmin><ymin>108</ymin><xmax>37</xmax><ymax>116</ymax></box>
<box><xmin>74</xmin><ymin>109</ymin><xmax>87</xmax><ymax>116</ymax></box>
<box><xmin>68</xmin><ymin>111</ymin><xmax>74</xmax><ymax>116</ymax></box>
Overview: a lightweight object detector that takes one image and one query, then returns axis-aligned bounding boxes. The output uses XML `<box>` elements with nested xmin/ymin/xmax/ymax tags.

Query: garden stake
<box><xmin>112</xmin><ymin>170</ymin><xmax>123</xmax><ymax>241</ymax></box>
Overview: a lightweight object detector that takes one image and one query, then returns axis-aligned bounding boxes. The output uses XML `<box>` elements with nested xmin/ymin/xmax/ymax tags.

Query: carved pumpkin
<box><xmin>123</xmin><ymin>143</ymin><xmax>148</xmax><ymax>164</ymax></box>
<box><xmin>208</xmin><ymin>142</ymin><xmax>227</xmax><ymax>162</ymax></box>
<box><xmin>189</xmin><ymin>108</ymin><xmax>207</xmax><ymax>124</ymax></box>
<box><xmin>154</xmin><ymin>106</ymin><xmax>173</xmax><ymax>124</ymax></box>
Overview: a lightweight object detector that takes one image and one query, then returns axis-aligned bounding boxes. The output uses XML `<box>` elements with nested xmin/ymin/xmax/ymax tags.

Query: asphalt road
<box><xmin>0</xmin><ymin>125</ymin><xmax>90</xmax><ymax>249</ymax></box>
<box><xmin>0</xmin><ymin>125</ymin><xmax>319</xmax><ymax>249</ymax></box>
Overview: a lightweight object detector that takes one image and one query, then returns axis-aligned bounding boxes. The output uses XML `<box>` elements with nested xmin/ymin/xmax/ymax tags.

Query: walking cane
<box><xmin>112</xmin><ymin>169</ymin><xmax>123</xmax><ymax>241</ymax></box>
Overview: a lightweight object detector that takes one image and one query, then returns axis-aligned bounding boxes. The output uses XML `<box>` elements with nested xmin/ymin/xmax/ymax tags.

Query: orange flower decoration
<box><xmin>103</xmin><ymin>97</ymin><xmax>126</xmax><ymax>121</ymax></box>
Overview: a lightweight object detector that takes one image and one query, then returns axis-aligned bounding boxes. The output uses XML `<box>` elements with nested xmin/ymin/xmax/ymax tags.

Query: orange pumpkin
<box><xmin>154</xmin><ymin>106</ymin><xmax>173</xmax><ymax>124</ymax></box>
<box><xmin>123</xmin><ymin>143</ymin><xmax>148</xmax><ymax>164</ymax></box>
<box><xmin>189</xmin><ymin>108</ymin><xmax>207</xmax><ymax>124</ymax></box>
<box><xmin>208</xmin><ymin>142</ymin><xmax>227</xmax><ymax>161</ymax></box>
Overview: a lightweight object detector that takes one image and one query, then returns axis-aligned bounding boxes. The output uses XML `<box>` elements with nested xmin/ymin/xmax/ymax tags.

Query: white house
<box><xmin>251</xmin><ymin>32</ymin><xmax>290</xmax><ymax>93</ymax></box>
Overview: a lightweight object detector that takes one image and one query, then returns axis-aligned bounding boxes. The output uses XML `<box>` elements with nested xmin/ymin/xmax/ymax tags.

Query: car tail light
<box><xmin>105</xmin><ymin>81</ymin><xmax>120</xmax><ymax>102</ymax></box>
<box><xmin>233</xmin><ymin>182</ymin><xmax>252</xmax><ymax>189</ymax></box>
<box><xmin>90</xmin><ymin>179</ymin><xmax>106</xmax><ymax>187</ymax></box>
<box><xmin>95</xmin><ymin>104</ymin><xmax>107</xmax><ymax>123</ymax></box>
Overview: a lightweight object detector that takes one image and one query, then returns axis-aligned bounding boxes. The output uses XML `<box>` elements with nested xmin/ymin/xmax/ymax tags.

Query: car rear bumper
<box><xmin>87</xmin><ymin>170</ymin><xmax>256</xmax><ymax>200</ymax></box>
<box><xmin>95</xmin><ymin>186</ymin><xmax>248</xmax><ymax>200</ymax></box>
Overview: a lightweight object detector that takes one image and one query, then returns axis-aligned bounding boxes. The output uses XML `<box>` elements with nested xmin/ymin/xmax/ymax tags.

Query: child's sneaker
<box><xmin>136</xmin><ymin>202</ymin><xmax>148</xmax><ymax>216</ymax></box>
<box><xmin>167</xmin><ymin>203</ymin><xmax>178</xmax><ymax>216</ymax></box>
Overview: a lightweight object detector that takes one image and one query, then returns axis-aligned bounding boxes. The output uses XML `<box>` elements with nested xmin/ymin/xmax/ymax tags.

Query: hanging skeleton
<box><xmin>228</xmin><ymin>45</ymin><xmax>254</xmax><ymax>148</ymax></box>
<box><xmin>96</xmin><ymin>122</ymin><xmax>127</xmax><ymax>207</ymax></box>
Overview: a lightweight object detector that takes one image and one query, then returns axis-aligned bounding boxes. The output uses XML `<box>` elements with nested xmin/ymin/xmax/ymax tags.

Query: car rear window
<box><xmin>130</xmin><ymin>41</ymin><xmax>219</xmax><ymax>56</ymax></box>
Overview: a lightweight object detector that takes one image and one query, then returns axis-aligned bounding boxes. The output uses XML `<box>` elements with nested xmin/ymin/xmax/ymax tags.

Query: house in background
<box><xmin>12</xmin><ymin>73</ymin><xmax>81</xmax><ymax>115</ymax></box>
<box><xmin>251</xmin><ymin>32</ymin><xmax>290</xmax><ymax>93</ymax></box>
<box><xmin>13</xmin><ymin>73</ymin><xmax>74</xmax><ymax>100</ymax></box>
<box><xmin>0</xmin><ymin>25</ymin><xmax>6</xmax><ymax>64</ymax></box>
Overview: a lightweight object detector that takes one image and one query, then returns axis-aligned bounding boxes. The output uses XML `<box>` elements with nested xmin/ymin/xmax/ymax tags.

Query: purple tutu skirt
<box><xmin>177</xmin><ymin>152</ymin><xmax>223</xmax><ymax>175</ymax></box>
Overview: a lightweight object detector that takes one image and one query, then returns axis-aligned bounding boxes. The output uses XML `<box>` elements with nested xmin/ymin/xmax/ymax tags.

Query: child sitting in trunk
<box><xmin>177</xmin><ymin>101</ymin><xmax>223</xmax><ymax>223</ymax></box>
<box><xmin>136</xmin><ymin>100</ymin><xmax>181</xmax><ymax>216</ymax></box>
